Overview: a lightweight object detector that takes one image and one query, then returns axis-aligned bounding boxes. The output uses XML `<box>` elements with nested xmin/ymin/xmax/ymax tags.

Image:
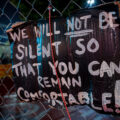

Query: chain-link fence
<box><xmin>0</xmin><ymin>0</ymin><xmax>120</xmax><ymax>120</ymax></box>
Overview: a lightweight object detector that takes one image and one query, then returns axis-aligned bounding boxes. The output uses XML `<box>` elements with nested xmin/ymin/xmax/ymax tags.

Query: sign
<box><xmin>7</xmin><ymin>3</ymin><xmax>120</xmax><ymax>115</ymax></box>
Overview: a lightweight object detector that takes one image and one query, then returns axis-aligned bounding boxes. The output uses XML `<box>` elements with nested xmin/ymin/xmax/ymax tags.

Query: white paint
<box><xmin>43</xmin><ymin>77</ymin><xmax>51</xmax><ymax>88</ymax></box>
<box><xmin>67</xmin><ymin>17</ymin><xmax>74</xmax><ymax>31</ymax></box>
<box><xmin>34</xmin><ymin>26</ymin><xmax>41</xmax><ymax>38</ymax></box>
<box><xmin>115</xmin><ymin>80</ymin><xmax>120</xmax><ymax>111</ymax></box>
<box><xmin>58</xmin><ymin>93</ymin><xmax>68</xmax><ymax>100</ymax></box>
<box><xmin>99</xmin><ymin>11</ymin><xmax>119</xmax><ymax>29</ymax></box>
<box><xmin>24</xmin><ymin>90</ymin><xmax>30</xmax><ymax>98</ymax></box>
<box><xmin>27</xmin><ymin>63</ymin><xmax>35</xmax><ymax>76</ymax></box>
<box><xmin>37</xmin><ymin>76</ymin><xmax>44</xmax><ymax>88</ymax></box>
<box><xmin>68</xmin><ymin>62</ymin><xmax>79</xmax><ymax>75</ymax></box>
<box><xmin>90</xmin><ymin>93</ymin><xmax>102</xmax><ymax>110</ymax></box>
<box><xmin>87</xmin><ymin>38</ymin><xmax>99</xmax><ymax>53</ymax></box>
<box><xmin>58</xmin><ymin>62</ymin><xmax>68</xmax><ymax>75</ymax></box>
<box><xmin>35</xmin><ymin>22</ymin><xmax>60</xmax><ymax>37</ymax></box>
<box><xmin>9</xmin><ymin>29</ymin><xmax>21</xmax><ymax>42</ymax></box>
<box><xmin>38</xmin><ymin>90</ymin><xmax>43</xmax><ymax>97</ymax></box>
<box><xmin>50</xmin><ymin>92</ymin><xmax>63</xmax><ymax>106</ymax></box>
<box><xmin>29</xmin><ymin>45</ymin><xmax>36</xmax><ymax>59</ymax></box>
<box><xmin>13</xmin><ymin>62</ymin><xmax>38</xmax><ymax>77</ymax></box>
<box><xmin>68</xmin><ymin>94</ymin><xmax>79</xmax><ymax>105</ymax></box>
<box><xmin>46</xmin><ymin>22</ymin><xmax>60</xmax><ymax>36</ymax></box>
<box><xmin>51</xmin><ymin>77</ymin><xmax>58</xmax><ymax>87</ymax></box>
<box><xmin>110</xmin><ymin>62</ymin><xmax>120</xmax><ymax>74</ymax></box>
<box><xmin>88</xmin><ymin>61</ymin><xmax>120</xmax><ymax>77</ymax></box>
<box><xmin>16</xmin><ymin>44</ymin><xmax>25</xmax><ymax>60</ymax></box>
<box><xmin>102</xmin><ymin>93</ymin><xmax>113</xmax><ymax>112</ymax></box>
<box><xmin>9</xmin><ymin>28</ymin><xmax>28</xmax><ymax>42</ymax></box>
<box><xmin>88</xmin><ymin>61</ymin><xmax>100</xmax><ymax>76</ymax></box>
<box><xmin>80</xmin><ymin>15</ymin><xmax>91</xmax><ymax>29</ymax></box>
<box><xmin>72</xmin><ymin>76</ymin><xmax>81</xmax><ymax>88</ymax></box>
<box><xmin>30</xmin><ymin>92</ymin><xmax>39</xmax><ymax>100</ymax></box>
<box><xmin>49</xmin><ymin>61</ymin><xmax>58</xmax><ymax>75</ymax></box>
<box><xmin>78</xmin><ymin>92</ymin><xmax>89</xmax><ymax>104</ymax></box>
<box><xmin>54</xmin><ymin>22</ymin><xmax>60</xmax><ymax>35</ymax></box>
<box><xmin>16</xmin><ymin>44</ymin><xmax>36</xmax><ymax>60</ymax></box>
<box><xmin>42</xmin><ymin>43</ymin><xmax>50</xmax><ymax>58</ymax></box>
<box><xmin>102</xmin><ymin>93</ymin><xmax>112</xmax><ymax>105</ymax></box>
<box><xmin>12</xmin><ymin>62</ymin><xmax>22</xmax><ymax>76</ymax></box>
<box><xmin>70</xmin><ymin>32</ymin><xmax>89</xmax><ymax>38</ymax></box>
<box><xmin>42</xmin><ymin>41</ymin><xmax>61</xmax><ymax>58</ymax></box>
<box><xmin>52</xmin><ymin>41</ymin><xmax>61</xmax><ymax>56</ymax></box>
<box><xmin>17</xmin><ymin>87</ymin><xmax>48</xmax><ymax>103</ymax></box>
<box><xmin>21</xmin><ymin>29</ymin><xmax>28</xmax><ymax>39</ymax></box>
<box><xmin>51</xmin><ymin>76</ymin><xmax>81</xmax><ymax>89</ymax></box>
<box><xmin>99</xmin><ymin>12</ymin><xmax>109</xmax><ymax>29</ymax></box>
<box><xmin>67</xmin><ymin>77</ymin><xmax>71</xmax><ymax>87</ymax></box>
<box><xmin>75</xmin><ymin>17</ymin><xmax>81</xmax><ymax>30</ymax></box>
<box><xmin>109</xmin><ymin>12</ymin><xmax>119</xmax><ymax>28</ymax></box>
<box><xmin>46</xmin><ymin>23</ymin><xmax>53</xmax><ymax>36</ymax></box>
<box><xmin>61</xmin><ymin>77</ymin><xmax>70</xmax><ymax>89</ymax></box>
<box><xmin>37</xmin><ymin>44</ymin><xmax>41</xmax><ymax>56</ymax></box>
<box><xmin>20</xmin><ymin>65</ymin><xmax>27</xmax><ymax>77</ymax></box>
<box><xmin>100</xmin><ymin>61</ymin><xmax>112</xmax><ymax>78</ymax></box>
<box><xmin>49</xmin><ymin>61</ymin><xmax>80</xmax><ymax>76</ymax></box>
<box><xmin>64</xmin><ymin>29</ymin><xmax>93</xmax><ymax>37</ymax></box>
<box><xmin>33</xmin><ymin>63</ymin><xmax>41</xmax><ymax>74</ymax></box>
<box><xmin>75</xmin><ymin>39</ymin><xmax>85</xmax><ymax>55</ymax></box>
<box><xmin>17</xmin><ymin>87</ymin><xmax>29</xmax><ymax>102</ymax></box>
<box><xmin>67</xmin><ymin>15</ymin><xmax>91</xmax><ymax>31</ymax></box>
<box><xmin>42</xmin><ymin>92</ymin><xmax>50</xmax><ymax>102</ymax></box>
<box><xmin>75</xmin><ymin>38</ymin><xmax>99</xmax><ymax>55</ymax></box>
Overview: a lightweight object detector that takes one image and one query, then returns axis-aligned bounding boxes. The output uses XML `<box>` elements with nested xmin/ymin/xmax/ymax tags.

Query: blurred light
<box><xmin>91</xmin><ymin>0</ymin><xmax>94</xmax><ymax>4</ymax></box>
<box><xmin>87</xmin><ymin>0</ymin><xmax>91</xmax><ymax>4</ymax></box>
<box><xmin>52</xmin><ymin>8</ymin><xmax>55</xmax><ymax>12</ymax></box>
<box><xmin>87</xmin><ymin>0</ymin><xmax>95</xmax><ymax>5</ymax></box>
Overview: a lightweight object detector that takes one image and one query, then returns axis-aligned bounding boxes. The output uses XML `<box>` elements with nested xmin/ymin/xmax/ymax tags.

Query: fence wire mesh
<box><xmin>0</xmin><ymin>0</ymin><xmax>120</xmax><ymax>120</ymax></box>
